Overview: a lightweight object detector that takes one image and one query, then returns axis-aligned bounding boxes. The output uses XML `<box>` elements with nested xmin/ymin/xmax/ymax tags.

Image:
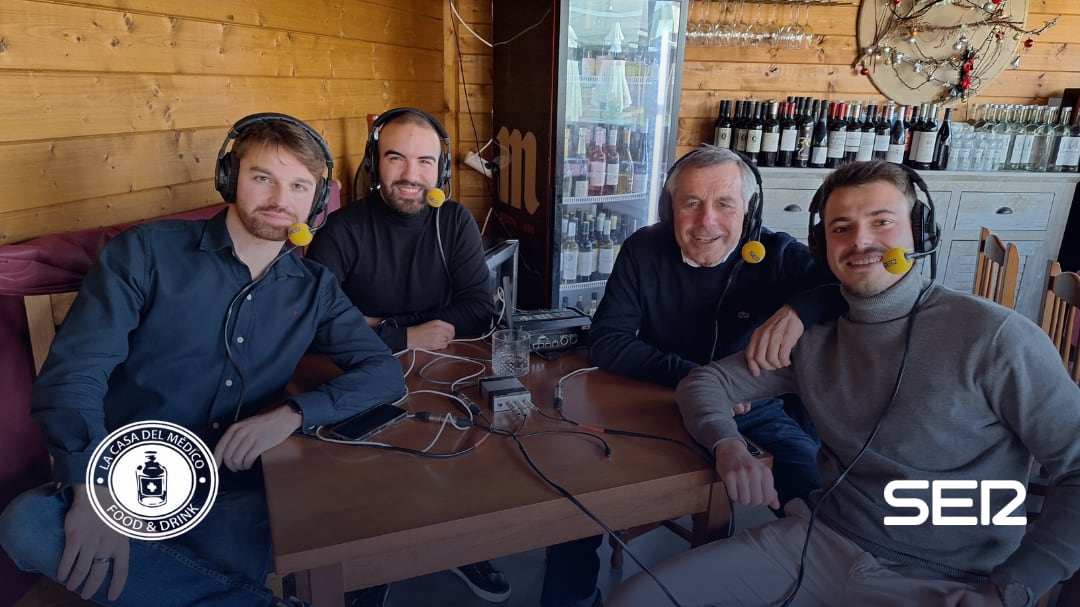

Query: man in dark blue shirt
<box><xmin>0</xmin><ymin>114</ymin><xmax>404</xmax><ymax>607</ymax></box>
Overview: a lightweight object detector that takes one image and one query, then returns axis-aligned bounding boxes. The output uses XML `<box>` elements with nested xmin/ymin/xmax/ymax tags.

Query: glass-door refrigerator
<box><xmin>491</xmin><ymin>0</ymin><xmax>688</xmax><ymax>311</ymax></box>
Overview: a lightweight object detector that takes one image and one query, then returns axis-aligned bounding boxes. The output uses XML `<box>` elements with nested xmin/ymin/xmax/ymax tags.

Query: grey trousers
<box><xmin>607</xmin><ymin>499</ymin><xmax>978</xmax><ymax>607</ymax></box>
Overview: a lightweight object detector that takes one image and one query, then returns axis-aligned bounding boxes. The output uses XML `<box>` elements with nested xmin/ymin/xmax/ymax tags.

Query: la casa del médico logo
<box><xmin>85</xmin><ymin>421</ymin><xmax>219</xmax><ymax>540</ymax></box>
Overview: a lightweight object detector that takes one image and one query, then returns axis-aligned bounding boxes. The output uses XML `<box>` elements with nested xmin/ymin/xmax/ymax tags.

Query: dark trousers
<box><xmin>540</xmin><ymin>397</ymin><xmax>820</xmax><ymax>606</ymax></box>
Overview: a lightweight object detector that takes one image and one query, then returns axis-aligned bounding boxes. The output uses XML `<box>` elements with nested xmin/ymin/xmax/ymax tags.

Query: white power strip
<box><xmin>464</xmin><ymin>151</ymin><xmax>494</xmax><ymax>179</ymax></box>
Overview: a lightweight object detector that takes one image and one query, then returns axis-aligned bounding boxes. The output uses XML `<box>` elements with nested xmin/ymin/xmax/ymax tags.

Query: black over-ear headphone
<box><xmin>215</xmin><ymin>112</ymin><xmax>334</xmax><ymax>224</ymax></box>
<box><xmin>355</xmin><ymin>107</ymin><xmax>453</xmax><ymax>196</ymax></box>
<box><xmin>807</xmin><ymin>161</ymin><xmax>940</xmax><ymax>269</ymax></box>
<box><xmin>658</xmin><ymin>147</ymin><xmax>765</xmax><ymax>257</ymax></box>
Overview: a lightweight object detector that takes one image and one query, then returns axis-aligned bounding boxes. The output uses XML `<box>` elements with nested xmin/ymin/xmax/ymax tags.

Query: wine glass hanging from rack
<box><xmin>687</xmin><ymin>0</ymin><xmax>854</xmax><ymax>48</ymax></box>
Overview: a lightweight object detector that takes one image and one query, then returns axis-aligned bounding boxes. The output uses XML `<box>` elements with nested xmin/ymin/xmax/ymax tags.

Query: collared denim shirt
<box><xmin>32</xmin><ymin>211</ymin><xmax>405</xmax><ymax>487</ymax></box>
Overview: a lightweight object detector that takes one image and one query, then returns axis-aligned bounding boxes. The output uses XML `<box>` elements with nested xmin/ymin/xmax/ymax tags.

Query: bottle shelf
<box><xmin>559</xmin><ymin>279</ymin><xmax>608</xmax><ymax>292</ymax></box>
<box><xmin>562</xmin><ymin>192</ymin><xmax>643</xmax><ymax>206</ymax></box>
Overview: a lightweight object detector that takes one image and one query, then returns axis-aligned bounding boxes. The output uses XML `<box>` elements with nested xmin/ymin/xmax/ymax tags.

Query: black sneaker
<box><xmin>348</xmin><ymin>584</ymin><xmax>389</xmax><ymax>607</ymax></box>
<box><xmin>451</xmin><ymin>561</ymin><xmax>512</xmax><ymax>603</ymax></box>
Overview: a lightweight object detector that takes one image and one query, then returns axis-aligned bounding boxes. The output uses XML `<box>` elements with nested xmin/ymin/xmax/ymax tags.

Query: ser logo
<box><xmin>882</xmin><ymin>480</ymin><xmax>1026</xmax><ymax>526</ymax></box>
<box><xmin>85</xmin><ymin>420</ymin><xmax>219</xmax><ymax>540</ymax></box>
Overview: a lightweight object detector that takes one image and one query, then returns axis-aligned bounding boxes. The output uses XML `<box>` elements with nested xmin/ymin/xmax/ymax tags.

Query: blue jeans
<box><xmin>541</xmin><ymin>397</ymin><xmax>820</xmax><ymax>606</ymax></box>
<box><xmin>737</xmin><ymin>396</ymin><xmax>821</xmax><ymax>508</ymax></box>
<box><xmin>0</xmin><ymin>483</ymin><xmax>278</xmax><ymax>607</ymax></box>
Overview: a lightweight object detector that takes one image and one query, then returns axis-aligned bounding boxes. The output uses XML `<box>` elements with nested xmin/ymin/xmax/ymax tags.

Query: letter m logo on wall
<box><xmin>497</xmin><ymin>126</ymin><xmax>541</xmax><ymax>215</ymax></box>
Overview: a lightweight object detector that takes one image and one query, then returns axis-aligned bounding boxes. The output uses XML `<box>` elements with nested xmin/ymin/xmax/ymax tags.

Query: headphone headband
<box><xmin>356</xmin><ymin>107</ymin><xmax>452</xmax><ymax>196</ymax></box>
<box><xmin>214</xmin><ymin>113</ymin><xmax>334</xmax><ymax>224</ymax></box>
<box><xmin>658</xmin><ymin>146</ymin><xmax>764</xmax><ymax>244</ymax></box>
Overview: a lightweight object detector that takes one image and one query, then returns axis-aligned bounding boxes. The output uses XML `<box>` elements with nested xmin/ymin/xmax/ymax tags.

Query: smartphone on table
<box><xmin>329</xmin><ymin>404</ymin><xmax>407</xmax><ymax>441</ymax></box>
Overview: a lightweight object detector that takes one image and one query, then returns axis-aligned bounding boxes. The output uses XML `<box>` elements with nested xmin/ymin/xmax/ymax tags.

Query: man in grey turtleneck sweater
<box><xmin>608</xmin><ymin>160</ymin><xmax>1080</xmax><ymax>607</ymax></box>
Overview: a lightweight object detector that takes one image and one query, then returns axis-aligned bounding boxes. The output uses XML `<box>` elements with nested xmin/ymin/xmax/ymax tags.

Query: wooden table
<box><xmin>263</xmin><ymin>343</ymin><xmax>729</xmax><ymax>607</ymax></box>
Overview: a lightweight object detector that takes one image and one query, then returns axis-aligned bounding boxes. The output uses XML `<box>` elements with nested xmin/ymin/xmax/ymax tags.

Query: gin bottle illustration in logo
<box><xmin>136</xmin><ymin>451</ymin><xmax>167</xmax><ymax>507</ymax></box>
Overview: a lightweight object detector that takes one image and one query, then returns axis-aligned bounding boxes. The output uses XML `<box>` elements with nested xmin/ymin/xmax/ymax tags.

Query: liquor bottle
<box><xmin>631</xmin><ymin>129</ymin><xmax>648</xmax><ymax>194</ymax></box>
<box><xmin>577</xmin><ymin>219</ymin><xmax>594</xmax><ymax>282</ymax></box>
<box><xmin>856</xmin><ymin>104</ymin><xmax>877</xmax><ymax>162</ymax></box>
<box><xmin>886</xmin><ymin>106</ymin><xmax>907</xmax><ymax>164</ymax></box>
<box><xmin>912</xmin><ymin>104</ymin><xmax>939</xmax><ymax>170</ymax></box>
<box><xmin>588</xmin><ymin>292</ymin><xmax>599</xmax><ymax>317</ymax></box>
<box><xmin>778</xmin><ymin>101</ymin><xmax>799</xmax><ymax>167</ymax></box>
<box><xmin>1017</xmin><ymin>106</ymin><xmax>1041</xmax><ymax>170</ymax></box>
<box><xmin>1028</xmin><ymin>105</ymin><xmax>1058</xmax><ymax>172</ymax></box>
<box><xmin>874</xmin><ymin>103</ymin><xmax>894</xmax><ymax>160</ymax></box>
<box><xmin>561</xmin><ymin>221</ymin><xmax>579</xmax><ymax>284</ymax></box>
<box><xmin>617</xmin><ymin>127</ymin><xmax>633</xmax><ymax>194</ymax></box>
<box><xmin>736</xmin><ymin>100</ymin><xmax>755</xmax><ymax>153</ymax></box>
<box><xmin>561</xmin><ymin>296</ymin><xmax>569</xmax><ymax>308</ymax></box>
<box><xmin>603</xmin><ymin>127</ymin><xmax>620</xmax><ymax>195</ymax></box>
<box><xmin>610</xmin><ymin>214</ymin><xmax>623</xmax><ymax>259</ymax></box>
<box><xmin>843</xmin><ymin>101</ymin><xmax>862</xmax><ymax>163</ymax></box>
<box><xmin>596</xmin><ymin>219</ymin><xmax>615</xmax><ymax>279</ymax></box>
<box><xmin>931</xmin><ymin>108</ymin><xmax>953</xmax><ymax>170</ymax></box>
<box><xmin>810</xmin><ymin>102</ymin><xmax>829</xmax><ymax>168</ymax></box>
<box><xmin>795</xmin><ymin>99</ymin><xmax>818</xmax><ymax>168</ymax></box>
<box><xmin>588</xmin><ymin>127</ymin><xmax>607</xmax><ymax>196</ymax></box>
<box><xmin>713</xmin><ymin>99</ymin><xmax>734</xmax><ymax>149</ymax></box>
<box><xmin>562</xmin><ymin>127</ymin><xmax>573</xmax><ymax>198</ymax></box>
<box><xmin>136</xmin><ymin>451</ymin><xmax>167</xmax><ymax>507</ymax></box>
<box><xmin>1006</xmin><ymin>106</ymin><xmax>1032</xmax><ymax>171</ymax></box>
<box><xmin>1049</xmin><ymin>107</ymin><xmax>1079</xmax><ymax>172</ymax></box>
<box><xmin>575</xmin><ymin>294</ymin><xmax>585</xmax><ymax>311</ymax></box>
<box><xmin>759</xmin><ymin>101</ymin><xmax>781</xmax><ymax>167</ymax></box>
<box><xmin>574</xmin><ymin>127</ymin><xmax>591</xmax><ymax>197</ymax></box>
<box><xmin>825</xmin><ymin>101</ymin><xmax>847</xmax><ymax>168</ymax></box>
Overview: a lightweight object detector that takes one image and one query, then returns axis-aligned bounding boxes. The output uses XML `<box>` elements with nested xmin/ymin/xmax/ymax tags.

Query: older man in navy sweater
<box><xmin>543</xmin><ymin>146</ymin><xmax>839</xmax><ymax>607</ymax></box>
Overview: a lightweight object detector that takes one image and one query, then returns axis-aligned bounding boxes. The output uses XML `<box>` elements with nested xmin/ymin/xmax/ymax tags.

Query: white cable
<box><xmin>479</xmin><ymin>207</ymin><xmax>494</xmax><ymax>236</ymax></box>
<box><xmin>312</xmin><ymin>425</ymin><xmax>392</xmax><ymax>447</ymax></box>
<box><xmin>558</xmin><ymin>366</ymin><xmax>599</xmax><ymax>388</ymax></box>
<box><xmin>449</xmin><ymin>1</ymin><xmax>554</xmax><ymax>48</ymax></box>
<box><xmin>409</xmin><ymin>388</ymin><xmax>475</xmax><ymax>422</ymax></box>
<box><xmin>419</xmin><ymin>413</ymin><xmax>452</xmax><ymax>452</ymax></box>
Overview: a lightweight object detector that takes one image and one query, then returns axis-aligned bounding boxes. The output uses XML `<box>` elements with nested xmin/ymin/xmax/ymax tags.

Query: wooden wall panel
<box><xmin>2</xmin><ymin>0</ymin><xmax>1078</xmax><ymax>244</ymax></box>
<box><xmin>0</xmin><ymin>0</ymin><xmax>450</xmax><ymax>244</ymax></box>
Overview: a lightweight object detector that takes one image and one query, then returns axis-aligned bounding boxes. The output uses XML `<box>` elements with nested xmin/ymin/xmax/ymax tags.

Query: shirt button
<box><xmin>212</xmin><ymin>422</ymin><xmax>220</xmax><ymax>429</ymax></box>
<box><xmin>246</xmin><ymin>294</ymin><xmax>252</xmax><ymax>301</ymax></box>
<box><xmin>236</xmin><ymin>336</ymin><xmax>244</xmax><ymax>344</ymax></box>
<box><xmin>225</xmin><ymin>379</ymin><xmax>233</xmax><ymax>387</ymax></box>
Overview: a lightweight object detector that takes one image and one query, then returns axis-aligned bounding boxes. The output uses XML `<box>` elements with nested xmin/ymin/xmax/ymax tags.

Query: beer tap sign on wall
<box><xmin>854</xmin><ymin>0</ymin><xmax>1057</xmax><ymax>105</ymax></box>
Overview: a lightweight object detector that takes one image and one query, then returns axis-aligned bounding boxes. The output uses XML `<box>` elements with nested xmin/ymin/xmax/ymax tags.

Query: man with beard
<box><xmin>0</xmin><ymin>114</ymin><xmax>405</xmax><ymax>606</ymax></box>
<box><xmin>307</xmin><ymin>108</ymin><xmax>495</xmax><ymax>354</ymax></box>
<box><xmin>306</xmin><ymin>109</ymin><xmax>504</xmax><ymax>606</ymax></box>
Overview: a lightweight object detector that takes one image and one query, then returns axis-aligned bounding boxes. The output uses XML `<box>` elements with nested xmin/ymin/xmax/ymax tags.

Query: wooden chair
<box><xmin>1039</xmin><ymin>261</ymin><xmax>1080</xmax><ymax>383</ymax></box>
<box><xmin>23</xmin><ymin>291</ymin><xmax>79</xmax><ymax>375</ymax></box>
<box><xmin>972</xmin><ymin>227</ymin><xmax>1021</xmax><ymax>309</ymax></box>
<box><xmin>1032</xmin><ymin>260</ymin><xmax>1080</xmax><ymax>607</ymax></box>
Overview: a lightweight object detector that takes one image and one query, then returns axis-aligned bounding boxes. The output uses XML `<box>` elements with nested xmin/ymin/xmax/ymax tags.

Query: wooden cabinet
<box><xmin>758</xmin><ymin>168</ymin><xmax>1080</xmax><ymax>321</ymax></box>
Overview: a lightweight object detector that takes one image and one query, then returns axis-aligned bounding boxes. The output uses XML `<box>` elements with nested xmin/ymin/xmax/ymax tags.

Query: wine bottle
<box><xmin>931</xmin><ymin>108</ymin><xmax>953</xmax><ymax>170</ymax></box>
<box><xmin>810</xmin><ymin>102</ymin><xmax>829</xmax><ymax>169</ymax></box>
<box><xmin>759</xmin><ymin>101</ymin><xmax>781</xmax><ymax>167</ymax></box>
<box><xmin>713</xmin><ymin>99</ymin><xmax>733</xmax><ymax>149</ymax></box>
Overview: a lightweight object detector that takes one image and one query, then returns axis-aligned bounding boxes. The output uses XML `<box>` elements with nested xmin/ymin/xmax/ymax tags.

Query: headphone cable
<box><xmin>775</xmin><ymin>280</ymin><xmax>932</xmax><ymax>607</ymax></box>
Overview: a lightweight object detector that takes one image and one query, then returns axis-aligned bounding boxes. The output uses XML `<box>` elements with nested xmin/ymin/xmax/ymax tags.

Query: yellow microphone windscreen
<box><xmin>288</xmin><ymin>223</ymin><xmax>314</xmax><ymax>247</ymax></box>
<box><xmin>741</xmin><ymin>240</ymin><xmax>766</xmax><ymax>264</ymax></box>
<box><xmin>882</xmin><ymin>247</ymin><xmax>913</xmax><ymax>274</ymax></box>
<box><xmin>426</xmin><ymin>188</ymin><xmax>446</xmax><ymax>208</ymax></box>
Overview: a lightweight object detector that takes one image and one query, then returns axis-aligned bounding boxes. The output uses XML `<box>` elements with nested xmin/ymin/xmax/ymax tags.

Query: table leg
<box><xmin>295</xmin><ymin>564</ymin><xmax>345</xmax><ymax>607</ymax></box>
<box><xmin>690</xmin><ymin>481</ymin><xmax>733</xmax><ymax>546</ymax></box>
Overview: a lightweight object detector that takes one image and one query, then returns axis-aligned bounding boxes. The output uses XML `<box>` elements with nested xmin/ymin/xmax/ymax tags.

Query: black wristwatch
<box><xmin>284</xmin><ymin>399</ymin><xmax>303</xmax><ymax>417</ymax></box>
<box><xmin>995</xmin><ymin>579</ymin><xmax>1033</xmax><ymax>607</ymax></box>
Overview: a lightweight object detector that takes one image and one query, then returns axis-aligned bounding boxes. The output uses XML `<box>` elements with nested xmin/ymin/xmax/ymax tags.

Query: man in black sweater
<box><xmin>543</xmin><ymin>146</ymin><xmax>838</xmax><ymax>607</ymax></box>
<box><xmin>308</xmin><ymin>108</ymin><xmax>495</xmax><ymax>354</ymax></box>
<box><xmin>306</xmin><ymin>109</ymin><xmax>504</xmax><ymax>605</ymax></box>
